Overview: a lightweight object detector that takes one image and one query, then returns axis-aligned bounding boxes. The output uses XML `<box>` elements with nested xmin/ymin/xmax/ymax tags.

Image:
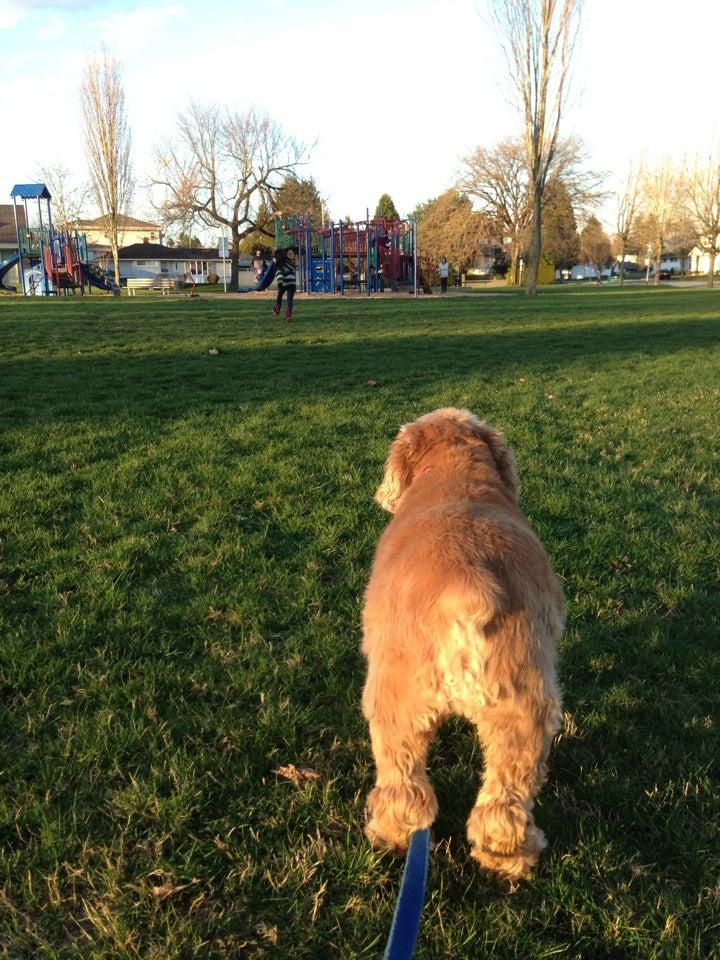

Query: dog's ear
<box><xmin>466</xmin><ymin>419</ymin><xmax>519</xmax><ymax>501</ymax></box>
<box><xmin>375</xmin><ymin>426</ymin><xmax>414</xmax><ymax>512</ymax></box>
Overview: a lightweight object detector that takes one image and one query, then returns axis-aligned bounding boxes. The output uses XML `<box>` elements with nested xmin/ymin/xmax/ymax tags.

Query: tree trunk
<box><xmin>524</xmin><ymin>187</ymin><xmax>542</xmax><ymax>297</ymax></box>
<box><xmin>230</xmin><ymin>231</ymin><xmax>240</xmax><ymax>291</ymax></box>
<box><xmin>709</xmin><ymin>247</ymin><xmax>716</xmax><ymax>288</ymax></box>
<box><xmin>619</xmin><ymin>241</ymin><xmax>626</xmax><ymax>285</ymax></box>
<box><xmin>653</xmin><ymin>246</ymin><xmax>660</xmax><ymax>285</ymax></box>
<box><xmin>111</xmin><ymin>228</ymin><xmax>120</xmax><ymax>287</ymax></box>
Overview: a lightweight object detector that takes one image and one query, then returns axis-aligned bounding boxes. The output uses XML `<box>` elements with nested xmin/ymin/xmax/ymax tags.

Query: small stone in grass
<box><xmin>208</xmin><ymin>348</ymin><xmax>219</xmax><ymax>356</ymax></box>
<box><xmin>367</xmin><ymin>379</ymin><xmax>378</xmax><ymax>387</ymax></box>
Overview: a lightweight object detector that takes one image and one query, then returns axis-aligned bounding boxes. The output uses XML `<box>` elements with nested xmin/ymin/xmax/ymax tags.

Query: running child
<box><xmin>272</xmin><ymin>246</ymin><xmax>297</xmax><ymax>322</ymax></box>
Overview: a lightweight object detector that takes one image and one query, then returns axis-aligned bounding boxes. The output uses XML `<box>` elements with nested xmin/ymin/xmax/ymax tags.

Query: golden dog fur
<box><xmin>361</xmin><ymin>408</ymin><xmax>563</xmax><ymax>879</ymax></box>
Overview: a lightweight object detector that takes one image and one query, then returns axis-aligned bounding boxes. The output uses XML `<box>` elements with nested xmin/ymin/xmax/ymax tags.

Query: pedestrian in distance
<box><xmin>252</xmin><ymin>248</ymin><xmax>267</xmax><ymax>282</ymax></box>
<box><xmin>438</xmin><ymin>256</ymin><xmax>449</xmax><ymax>293</ymax></box>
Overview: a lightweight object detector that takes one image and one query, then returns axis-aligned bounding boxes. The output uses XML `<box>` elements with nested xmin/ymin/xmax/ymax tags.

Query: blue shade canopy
<box><xmin>10</xmin><ymin>184</ymin><xmax>51</xmax><ymax>200</ymax></box>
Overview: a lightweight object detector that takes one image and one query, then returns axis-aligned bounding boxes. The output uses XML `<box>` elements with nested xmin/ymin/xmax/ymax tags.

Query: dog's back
<box><xmin>361</xmin><ymin>408</ymin><xmax>563</xmax><ymax>880</ymax></box>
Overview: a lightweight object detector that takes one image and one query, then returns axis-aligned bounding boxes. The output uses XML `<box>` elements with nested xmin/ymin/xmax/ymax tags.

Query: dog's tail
<box><xmin>436</xmin><ymin>565</ymin><xmax>505</xmax><ymax>633</ymax></box>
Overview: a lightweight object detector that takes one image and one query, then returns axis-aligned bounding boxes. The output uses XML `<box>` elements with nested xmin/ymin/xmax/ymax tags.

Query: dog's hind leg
<box><xmin>466</xmin><ymin>691</ymin><xmax>561</xmax><ymax>880</ymax></box>
<box><xmin>363</xmin><ymin>677</ymin><xmax>441</xmax><ymax>853</ymax></box>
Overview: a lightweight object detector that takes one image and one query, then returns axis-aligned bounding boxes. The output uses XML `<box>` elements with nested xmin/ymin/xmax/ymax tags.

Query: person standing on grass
<box><xmin>438</xmin><ymin>256</ymin><xmax>449</xmax><ymax>293</ymax></box>
<box><xmin>252</xmin><ymin>248</ymin><xmax>267</xmax><ymax>282</ymax></box>
<box><xmin>272</xmin><ymin>246</ymin><xmax>297</xmax><ymax>322</ymax></box>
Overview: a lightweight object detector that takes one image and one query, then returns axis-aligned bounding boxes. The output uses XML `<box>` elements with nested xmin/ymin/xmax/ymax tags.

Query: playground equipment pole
<box><xmin>11</xmin><ymin>199</ymin><xmax>25</xmax><ymax>295</ymax></box>
<box><xmin>366</xmin><ymin>212</ymin><xmax>371</xmax><ymax>298</ymax></box>
<box><xmin>339</xmin><ymin>221</ymin><xmax>344</xmax><ymax>296</ymax></box>
<box><xmin>330</xmin><ymin>222</ymin><xmax>336</xmax><ymax>294</ymax></box>
<box><xmin>36</xmin><ymin>195</ymin><xmax>49</xmax><ymax>296</ymax></box>
<box><xmin>220</xmin><ymin>231</ymin><xmax>227</xmax><ymax>293</ymax></box>
<box><xmin>413</xmin><ymin>219</ymin><xmax>418</xmax><ymax>298</ymax></box>
<box><xmin>75</xmin><ymin>228</ymin><xmax>86</xmax><ymax>295</ymax></box>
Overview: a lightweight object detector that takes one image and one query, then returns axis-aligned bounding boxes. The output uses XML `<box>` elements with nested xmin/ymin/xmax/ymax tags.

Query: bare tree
<box><xmin>36</xmin><ymin>164</ymin><xmax>88</xmax><ymax>229</ymax></box>
<box><xmin>459</xmin><ymin>133</ymin><xmax>602</xmax><ymax>284</ymax></box>
<box><xmin>459</xmin><ymin>138</ymin><xmax>530</xmax><ymax>284</ymax></box>
<box><xmin>685</xmin><ymin>149</ymin><xmax>720</xmax><ymax>286</ymax></box>
<box><xmin>614</xmin><ymin>160</ymin><xmax>642</xmax><ymax>285</ymax></box>
<box><xmin>80</xmin><ymin>49</ymin><xmax>134</xmax><ymax>286</ymax></box>
<box><xmin>640</xmin><ymin>159</ymin><xmax>680</xmax><ymax>285</ymax></box>
<box><xmin>491</xmin><ymin>0</ymin><xmax>582</xmax><ymax>295</ymax></box>
<box><xmin>152</xmin><ymin>103</ymin><xmax>308</xmax><ymax>289</ymax></box>
<box><xmin>550</xmin><ymin>135</ymin><xmax>606</xmax><ymax>219</ymax></box>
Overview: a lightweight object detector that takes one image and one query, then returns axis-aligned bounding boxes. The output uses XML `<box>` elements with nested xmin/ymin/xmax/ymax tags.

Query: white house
<box><xmin>689</xmin><ymin>245</ymin><xmax>720</xmax><ymax>275</ymax></box>
<box><xmin>658</xmin><ymin>253</ymin><xmax>691</xmax><ymax>274</ymax></box>
<box><xmin>569</xmin><ymin>263</ymin><xmax>600</xmax><ymax>280</ymax></box>
<box><xmin>117</xmin><ymin>242</ymin><xmax>255</xmax><ymax>285</ymax></box>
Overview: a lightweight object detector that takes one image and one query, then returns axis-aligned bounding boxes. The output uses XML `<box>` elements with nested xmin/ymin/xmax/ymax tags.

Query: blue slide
<box><xmin>80</xmin><ymin>262</ymin><xmax>120</xmax><ymax>295</ymax></box>
<box><xmin>238</xmin><ymin>259</ymin><xmax>276</xmax><ymax>293</ymax></box>
<box><xmin>0</xmin><ymin>254</ymin><xmax>20</xmax><ymax>292</ymax></box>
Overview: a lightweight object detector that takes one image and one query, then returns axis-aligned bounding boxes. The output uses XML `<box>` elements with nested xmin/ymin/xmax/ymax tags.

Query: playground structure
<box><xmin>0</xmin><ymin>184</ymin><xmax>119</xmax><ymax>296</ymax></box>
<box><xmin>274</xmin><ymin>214</ymin><xmax>432</xmax><ymax>295</ymax></box>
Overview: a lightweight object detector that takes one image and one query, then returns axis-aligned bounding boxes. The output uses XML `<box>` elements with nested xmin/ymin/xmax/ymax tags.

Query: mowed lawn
<box><xmin>1</xmin><ymin>288</ymin><xmax>719</xmax><ymax>960</ymax></box>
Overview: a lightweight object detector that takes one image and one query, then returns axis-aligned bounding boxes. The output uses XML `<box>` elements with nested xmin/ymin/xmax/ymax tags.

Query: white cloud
<box><xmin>22</xmin><ymin>0</ymin><xmax>94</xmax><ymax>8</ymax></box>
<box><xmin>1</xmin><ymin>0</ymin><xmax>92</xmax><ymax>29</ymax></box>
<box><xmin>0</xmin><ymin>1</ymin><xmax>24</xmax><ymax>28</ymax></box>
<box><xmin>98</xmin><ymin>4</ymin><xmax>185</xmax><ymax>56</ymax></box>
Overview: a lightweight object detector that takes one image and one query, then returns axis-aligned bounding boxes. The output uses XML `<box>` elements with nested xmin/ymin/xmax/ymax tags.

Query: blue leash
<box><xmin>383</xmin><ymin>829</ymin><xmax>431</xmax><ymax>960</ymax></box>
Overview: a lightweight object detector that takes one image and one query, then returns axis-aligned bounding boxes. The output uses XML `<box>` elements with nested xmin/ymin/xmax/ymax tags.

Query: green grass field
<box><xmin>1</xmin><ymin>288</ymin><xmax>719</xmax><ymax>959</ymax></box>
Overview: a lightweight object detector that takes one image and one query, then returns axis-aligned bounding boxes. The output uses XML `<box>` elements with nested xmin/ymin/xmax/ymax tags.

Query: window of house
<box><xmin>136</xmin><ymin>260</ymin><xmax>147</xmax><ymax>265</ymax></box>
<box><xmin>160</xmin><ymin>263</ymin><xmax>169</xmax><ymax>274</ymax></box>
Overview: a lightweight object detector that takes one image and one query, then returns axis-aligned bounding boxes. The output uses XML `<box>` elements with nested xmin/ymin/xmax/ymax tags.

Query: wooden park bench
<box><xmin>126</xmin><ymin>278</ymin><xmax>155</xmax><ymax>296</ymax></box>
<box><xmin>156</xmin><ymin>278</ymin><xmax>179</xmax><ymax>295</ymax></box>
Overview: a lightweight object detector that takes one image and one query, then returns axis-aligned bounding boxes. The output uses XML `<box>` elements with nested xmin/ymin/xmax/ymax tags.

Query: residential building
<box><xmin>79</xmin><ymin>214</ymin><xmax>162</xmax><ymax>249</ymax></box>
<box><xmin>117</xmin><ymin>242</ymin><xmax>254</xmax><ymax>285</ymax></box>
<box><xmin>689</xmin><ymin>245</ymin><xmax>720</xmax><ymax>275</ymax></box>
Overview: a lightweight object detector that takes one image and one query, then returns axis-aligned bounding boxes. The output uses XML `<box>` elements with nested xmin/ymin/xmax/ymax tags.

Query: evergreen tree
<box><xmin>274</xmin><ymin>176</ymin><xmax>324</xmax><ymax>223</ymax></box>
<box><xmin>542</xmin><ymin>181</ymin><xmax>579</xmax><ymax>269</ymax></box>
<box><xmin>374</xmin><ymin>193</ymin><xmax>400</xmax><ymax>220</ymax></box>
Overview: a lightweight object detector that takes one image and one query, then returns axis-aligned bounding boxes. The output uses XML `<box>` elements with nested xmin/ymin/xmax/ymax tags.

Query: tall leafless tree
<box><xmin>459</xmin><ymin>133</ymin><xmax>603</xmax><ymax>284</ymax></box>
<box><xmin>152</xmin><ymin>103</ymin><xmax>308</xmax><ymax>289</ymax></box>
<box><xmin>685</xmin><ymin>150</ymin><xmax>720</xmax><ymax>286</ymax></box>
<box><xmin>491</xmin><ymin>0</ymin><xmax>581</xmax><ymax>295</ymax></box>
<box><xmin>80</xmin><ymin>49</ymin><xmax>134</xmax><ymax>287</ymax></box>
<box><xmin>615</xmin><ymin>160</ymin><xmax>642</xmax><ymax>285</ymax></box>
<box><xmin>36</xmin><ymin>163</ymin><xmax>88</xmax><ymax>229</ymax></box>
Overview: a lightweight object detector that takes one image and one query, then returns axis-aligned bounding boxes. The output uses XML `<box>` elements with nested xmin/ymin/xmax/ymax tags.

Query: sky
<box><xmin>2</xmin><ymin>0</ymin><xmax>719</xmax><ymax>238</ymax></box>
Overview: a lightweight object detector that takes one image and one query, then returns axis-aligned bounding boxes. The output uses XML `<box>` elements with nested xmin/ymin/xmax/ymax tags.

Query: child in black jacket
<box><xmin>272</xmin><ymin>247</ymin><xmax>297</xmax><ymax>322</ymax></box>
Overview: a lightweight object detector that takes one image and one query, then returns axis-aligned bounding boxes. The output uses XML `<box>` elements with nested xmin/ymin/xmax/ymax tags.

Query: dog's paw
<box><xmin>467</xmin><ymin>803</ymin><xmax>546</xmax><ymax>880</ymax></box>
<box><xmin>364</xmin><ymin>819</ymin><xmax>410</xmax><ymax>855</ymax></box>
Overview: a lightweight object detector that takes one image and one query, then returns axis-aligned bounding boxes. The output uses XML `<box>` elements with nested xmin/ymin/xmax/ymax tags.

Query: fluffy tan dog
<box><xmin>361</xmin><ymin>408</ymin><xmax>563</xmax><ymax>880</ymax></box>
